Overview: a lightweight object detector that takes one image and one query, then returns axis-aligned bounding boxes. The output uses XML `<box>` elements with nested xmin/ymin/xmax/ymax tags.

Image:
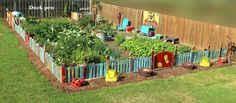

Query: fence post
<box><xmin>9</xmin><ymin>14</ymin><xmax>12</xmax><ymax>27</ymax></box>
<box><xmin>105</xmin><ymin>55</ymin><xmax>110</xmax><ymax>70</ymax></box>
<box><xmin>173</xmin><ymin>46</ymin><xmax>178</xmax><ymax>66</ymax></box>
<box><xmin>129</xmin><ymin>54</ymin><xmax>134</xmax><ymax>72</ymax></box>
<box><xmin>208</xmin><ymin>44</ymin><xmax>211</xmax><ymax>58</ymax></box>
<box><xmin>72</xmin><ymin>64</ymin><xmax>76</xmax><ymax>79</ymax></box>
<box><xmin>61</xmin><ymin>65</ymin><xmax>66</xmax><ymax>83</ymax></box>
<box><xmin>151</xmin><ymin>48</ymin><xmax>155</xmax><ymax>69</ymax></box>
<box><xmin>219</xmin><ymin>43</ymin><xmax>223</xmax><ymax>58</ymax></box>
<box><xmin>83</xmin><ymin>64</ymin><xmax>87</xmax><ymax>79</ymax></box>
<box><xmin>25</xmin><ymin>32</ymin><xmax>30</xmax><ymax>46</ymax></box>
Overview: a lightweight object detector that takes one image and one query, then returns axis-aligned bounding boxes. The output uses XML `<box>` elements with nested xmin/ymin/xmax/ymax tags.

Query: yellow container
<box><xmin>105</xmin><ymin>69</ymin><xmax>118</xmax><ymax>82</ymax></box>
<box><xmin>200</xmin><ymin>57</ymin><xmax>210</xmax><ymax>67</ymax></box>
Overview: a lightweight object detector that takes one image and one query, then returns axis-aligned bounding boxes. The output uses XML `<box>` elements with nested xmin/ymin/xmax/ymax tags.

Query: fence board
<box><xmin>100</xmin><ymin>2</ymin><xmax>143</xmax><ymax>29</ymax></box>
<box><xmin>99</xmin><ymin>3</ymin><xmax>236</xmax><ymax>49</ymax></box>
<box><xmin>1</xmin><ymin>0</ymin><xmax>91</xmax><ymax>18</ymax></box>
<box><xmin>159</xmin><ymin>14</ymin><xmax>236</xmax><ymax>49</ymax></box>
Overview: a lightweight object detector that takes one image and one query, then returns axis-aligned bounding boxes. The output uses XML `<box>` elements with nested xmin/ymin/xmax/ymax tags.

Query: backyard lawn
<box><xmin>1</xmin><ymin>19</ymin><xmax>236</xmax><ymax>103</ymax></box>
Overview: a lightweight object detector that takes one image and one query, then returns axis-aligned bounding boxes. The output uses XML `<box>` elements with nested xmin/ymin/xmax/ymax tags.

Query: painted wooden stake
<box><xmin>208</xmin><ymin>44</ymin><xmax>211</xmax><ymax>58</ymax></box>
<box><xmin>173</xmin><ymin>46</ymin><xmax>178</xmax><ymax>66</ymax></box>
<box><xmin>151</xmin><ymin>48</ymin><xmax>154</xmax><ymax>70</ymax></box>
<box><xmin>83</xmin><ymin>64</ymin><xmax>87</xmax><ymax>79</ymax></box>
<box><xmin>61</xmin><ymin>65</ymin><xmax>66</xmax><ymax>83</ymax></box>
<box><xmin>219</xmin><ymin>43</ymin><xmax>223</xmax><ymax>58</ymax></box>
<box><xmin>129</xmin><ymin>54</ymin><xmax>133</xmax><ymax>72</ymax></box>
<box><xmin>43</xmin><ymin>45</ymin><xmax>46</xmax><ymax>64</ymax></box>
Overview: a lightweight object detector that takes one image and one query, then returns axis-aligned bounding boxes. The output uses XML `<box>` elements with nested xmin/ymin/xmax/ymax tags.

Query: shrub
<box><xmin>115</xmin><ymin>33</ymin><xmax>126</xmax><ymax>46</ymax></box>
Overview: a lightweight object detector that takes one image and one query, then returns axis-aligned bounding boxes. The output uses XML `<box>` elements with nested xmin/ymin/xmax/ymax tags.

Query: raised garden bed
<box><xmin>21</xmin><ymin>17</ymin><xmax>119</xmax><ymax>66</ymax></box>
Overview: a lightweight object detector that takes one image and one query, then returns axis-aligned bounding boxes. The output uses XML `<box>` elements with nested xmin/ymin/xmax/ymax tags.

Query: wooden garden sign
<box><xmin>155</xmin><ymin>52</ymin><xmax>173</xmax><ymax>68</ymax></box>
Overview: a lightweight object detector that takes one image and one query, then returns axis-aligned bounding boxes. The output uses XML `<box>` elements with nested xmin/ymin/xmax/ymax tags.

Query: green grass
<box><xmin>100</xmin><ymin>0</ymin><xmax>236</xmax><ymax>28</ymax></box>
<box><xmin>1</xmin><ymin>19</ymin><xmax>236</xmax><ymax>103</ymax></box>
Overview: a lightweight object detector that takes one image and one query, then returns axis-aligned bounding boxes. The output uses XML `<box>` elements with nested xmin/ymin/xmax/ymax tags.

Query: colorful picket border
<box><xmin>6</xmin><ymin>12</ymin><xmax>228</xmax><ymax>83</ymax></box>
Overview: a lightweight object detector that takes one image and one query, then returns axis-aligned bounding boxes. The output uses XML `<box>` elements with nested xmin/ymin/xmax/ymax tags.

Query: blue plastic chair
<box><xmin>140</xmin><ymin>26</ymin><xmax>150</xmax><ymax>36</ymax></box>
<box><xmin>118</xmin><ymin>18</ymin><xmax>129</xmax><ymax>31</ymax></box>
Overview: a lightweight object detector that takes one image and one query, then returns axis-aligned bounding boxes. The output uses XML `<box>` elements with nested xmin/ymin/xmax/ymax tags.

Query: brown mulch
<box><xmin>5</xmin><ymin>21</ymin><xmax>233</xmax><ymax>93</ymax></box>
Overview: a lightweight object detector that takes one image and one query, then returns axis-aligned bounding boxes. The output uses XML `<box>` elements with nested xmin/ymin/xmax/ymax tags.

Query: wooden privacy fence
<box><xmin>0</xmin><ymin>0</ymin><xmax>91</xmax><ymax>18</ymax></box>
<box><xmin>159</xmin><ymin>14</ymin><xmax>236</xmax><ymax>49</ymax></box>
<box><xmin>100</xmin><ymin>2</ymin><xmax>143</xmax><ymax>29</ymax></box>
<box><xmin>100</xmin><ymin>2</ymin><xmax>236</xmax><ymax>49</ymax></box>
<box><xmin>7</xmin><ymin>12</ymin><xmax>227</xmax><ymax>83</ymax></box>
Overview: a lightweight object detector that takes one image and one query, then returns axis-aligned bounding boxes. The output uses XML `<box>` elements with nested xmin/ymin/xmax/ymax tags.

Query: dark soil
<box><xmin>6</xmin><ymin>21</ymin><xmax>233</xmax><ymax>93</ymax></box>
<box><xmin>105</xmin><ymin>38</ymin><xmax>130</xmax><ymax>58</ymax></box>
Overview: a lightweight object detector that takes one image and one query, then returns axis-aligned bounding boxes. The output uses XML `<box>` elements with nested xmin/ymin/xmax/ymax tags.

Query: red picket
<box><xmin>61</xmin><ymin>66</ymin><xmax>66</xmax><ymax>83</ymax></box>
<box><xmin>83</xmin><ymin>64</ymin><xmax>87</xmax><ymax>79</ymax></box>
<box><xmin>25</xmin><ymin>32</ymin><xmax>30</xmax><ymax>46</ymax></box>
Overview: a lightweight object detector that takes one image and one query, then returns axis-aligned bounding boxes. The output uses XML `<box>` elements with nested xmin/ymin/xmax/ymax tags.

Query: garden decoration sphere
<box><xmin>139</xmin><ymin>68</ymin><xmax>153</xmax><ymax>77</ymax></box>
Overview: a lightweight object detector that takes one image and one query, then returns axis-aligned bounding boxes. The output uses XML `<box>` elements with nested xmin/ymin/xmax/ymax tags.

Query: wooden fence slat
<box><xmin>1</xmin><ymin>0</ymin><xmax>91</xmax><ymax>18</ymax></box>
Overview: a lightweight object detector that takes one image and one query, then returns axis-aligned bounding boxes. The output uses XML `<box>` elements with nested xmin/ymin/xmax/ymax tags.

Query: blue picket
<box><xmin>75</xmin><ymin>66</ymin><xmax>79</xmax><ymax>78</ymax></box>
<box><xmin>79</xmin><ymin>65</ymin><xmax>84</xmax><ymax>78</ymax></box>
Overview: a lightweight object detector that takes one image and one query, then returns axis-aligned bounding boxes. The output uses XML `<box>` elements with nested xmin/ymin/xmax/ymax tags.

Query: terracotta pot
<box><xmin>182</xmin><ymin>62</ymin><xmax>196</xmax><ymax>70</ymax></box>
<box><xmin>139</xmin><ymin>68</ymin><xmax>153</xmax><ymax>77</ymax></box>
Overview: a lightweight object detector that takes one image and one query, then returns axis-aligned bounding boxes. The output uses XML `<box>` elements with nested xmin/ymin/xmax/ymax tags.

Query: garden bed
<box><xmin>21</xmin><ymin>17</ymin><xmax>191</xmax><ymax>65</ymax></box>
<box><xmin>9</xmin><ymin>19</ymin><xmax>233</xmax><ymax>93</ymax></box>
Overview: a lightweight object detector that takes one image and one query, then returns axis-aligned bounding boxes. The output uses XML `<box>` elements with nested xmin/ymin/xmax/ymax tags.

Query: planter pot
<box><xmin>139</xmin><ymin>68</ymin><xmax>153</xmax><ymax>77</ymax></box>
<box><xmin>182</xmin><ymin>62</ymin><xmax>196</xmax><ymax>70</ymax></box>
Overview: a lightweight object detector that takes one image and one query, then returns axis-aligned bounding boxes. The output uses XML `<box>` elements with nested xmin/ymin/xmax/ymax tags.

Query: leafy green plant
<box><xmin>96</xmin><ymin>23</ymin><xmax>117</xmax><ymax>37</ymax></box>
<box><xmin>115</xmin><ymin>33</ymin><xmax>126</xmax><ymax>46</ymax></box>
<box><xmin>77</xmin><ymin>16</ymin><xmax>94</xmax><ymax>27</ymax></box>
<box><xmin>21</xmin><ymin>17</ymin><xmax>119</xmax><ymax>66</ymax></box>
<box><xmin>121</xmin><ymin>37</ymin><xmax>191</xmax><ymax>57</ymax></box>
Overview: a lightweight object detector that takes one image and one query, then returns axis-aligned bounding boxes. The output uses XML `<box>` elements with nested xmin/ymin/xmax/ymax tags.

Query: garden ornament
<box><xmin>71</xmin><ymin>78</ymin><xmax>85</xmax><ymax>88</ymax></box>
<box><xmin>105</xmin><ymin>69</ymin><xmax>118</xmax><ymax>82</ymax></box>
<box><xmin>225</xmin><ymin>36</ymin><xmax>236</xmax><ymax>62</ymax></box>
<box><xmin>191</xmin><ymin>47</ymin><xmax>197</xmax><ymax>53</ymax></box>
<box><xmin>117</xmin><ymin>12</ymin><xmax>122</xmax><ymax>25</ymax></box>
<box><xmin>143</xmin><ymin>12</ymin><xmax>158</xmax><ymax>28</ymax></box>
<box><xmin>200</xmin><ymin>57</ymin><xmax>210</xmax><ymax>67</ymax></box>
<box><xmin>218</xmin><ymin>43</ymin><xmax>228</xmax><ymax>64</ymax></box>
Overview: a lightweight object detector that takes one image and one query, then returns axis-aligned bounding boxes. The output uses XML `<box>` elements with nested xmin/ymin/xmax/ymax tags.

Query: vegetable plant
<box><xmin>121</xmin><ymin>37</ymin><xmax>191</xmax><ymax>57</ymax></box>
